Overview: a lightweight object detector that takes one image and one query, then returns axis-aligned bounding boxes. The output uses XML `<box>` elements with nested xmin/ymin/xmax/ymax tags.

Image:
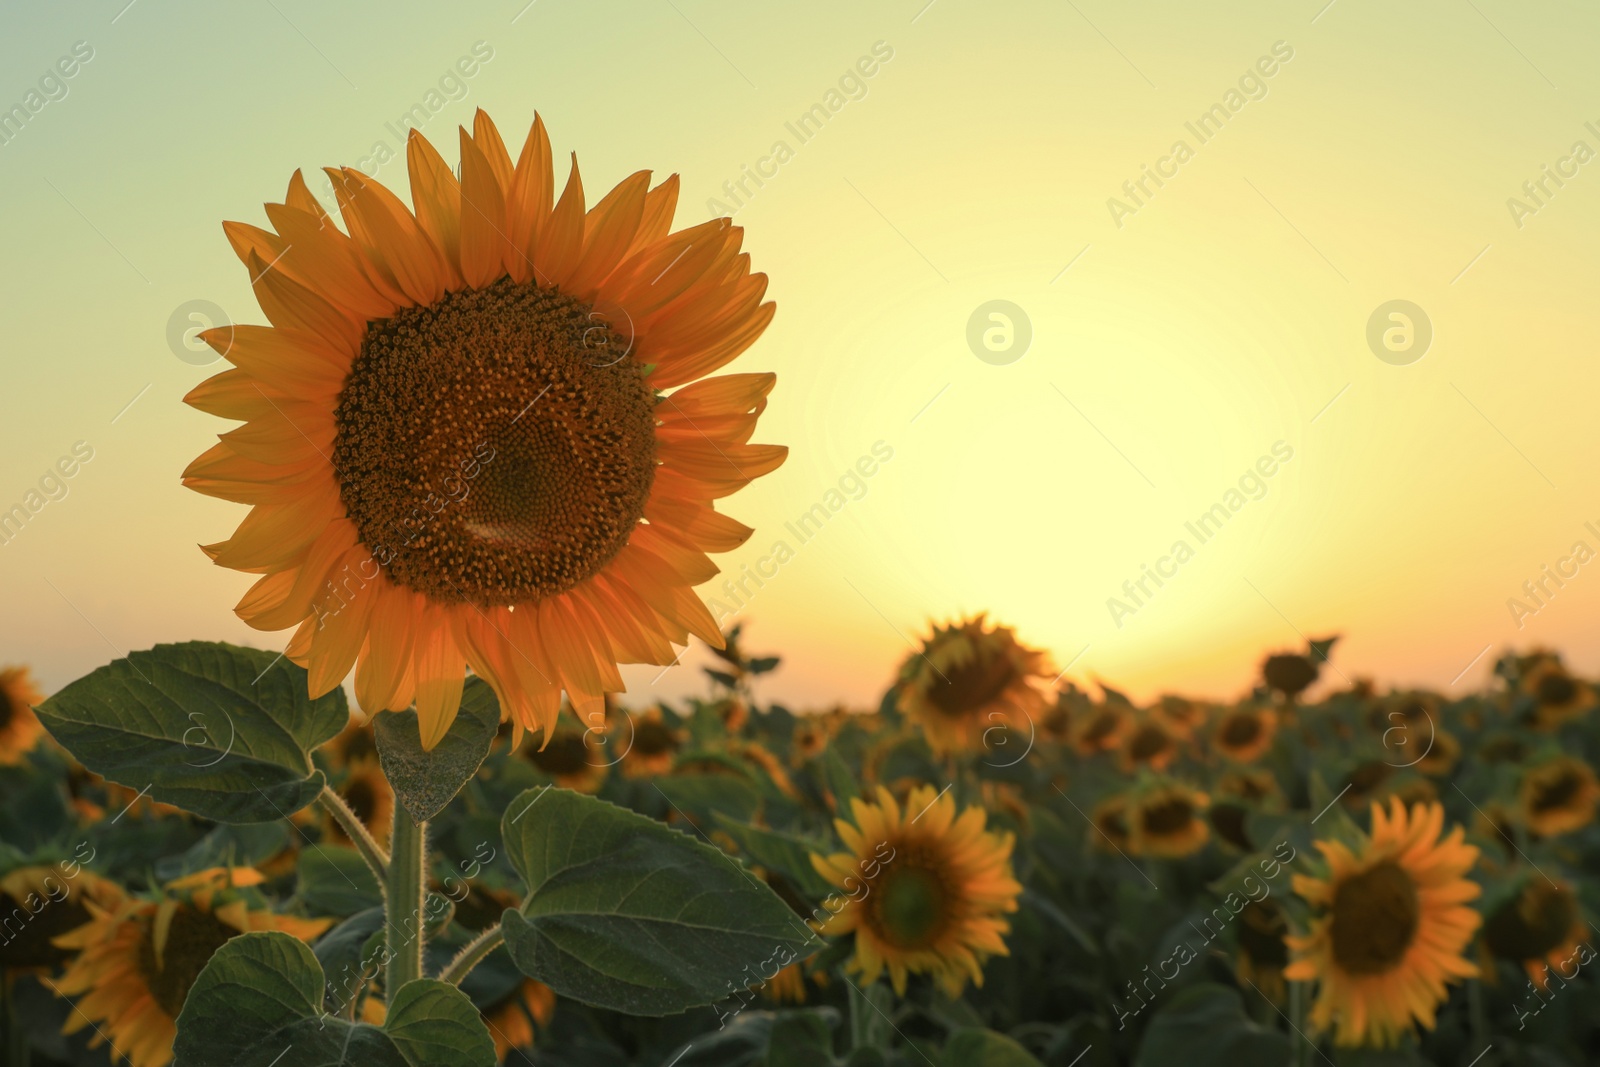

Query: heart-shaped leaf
<box><xmin>35</xmin><ymin>642</ymin><xmax>346</xmax><ymax>823</ymax></box>
<box><xmin>173</xmin><ymin>931</ymin><xmax>494</xmax><ymax>1067</ymax></box>
<box><xmin>499</xmin><ymin>787</ymin><xmax>820</xmax><ymax>1015</ymax></box>
<box><xmin>374</xmin><ymin>677</ymin><xmax>501</xmax><ymax>822</ymax></box>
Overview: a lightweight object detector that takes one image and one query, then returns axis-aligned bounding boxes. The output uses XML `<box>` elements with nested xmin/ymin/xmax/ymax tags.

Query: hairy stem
<box><xmin>318</xmin><ymin>785</ymin><xmax>391</xmax><ymax>879</ymax></box>
<box><xmin>438</xmin><ymin>923</ymin><xmax>506</xmax><ymax>986</ymax></box>
<box><xmin>386</xmin><ymin>805</ymin><xmax>427</xmax><ymax>994</ymax></box>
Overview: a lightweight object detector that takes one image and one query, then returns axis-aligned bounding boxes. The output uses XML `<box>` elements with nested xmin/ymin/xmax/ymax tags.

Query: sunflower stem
<box><xmin>318</xmin><ymin>785</ymin><xmax>391</xmax><ymax>880</ymax></box>
<box><xmin>439</xmin><ymin>923</ymin><xmax>505</xmax><ymax>986</ymax></box>
<box><xmin>1288</xmin><ymin>979</ymin><xmax>1308</xmax><ymax>1067</ymax></box>
<box><xmin>386</xmin><ymin>805</ymin><xmax>427</xmax><ymax>995</ymax></box>
<box><xmin>3</xmin><ymin>972</ymin><xmax>28</xmax><ymax>1067</ymax></box>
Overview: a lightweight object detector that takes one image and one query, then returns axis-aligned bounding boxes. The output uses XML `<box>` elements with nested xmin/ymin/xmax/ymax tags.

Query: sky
<box><xmin>2</xmin><ymin>0</ymin><xmax>1599</xmax><ymax>713</ymax></box>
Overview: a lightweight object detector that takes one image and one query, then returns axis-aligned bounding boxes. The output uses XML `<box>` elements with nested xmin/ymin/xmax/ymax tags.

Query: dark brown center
<box><xmin>334</xmin><ymin>279</ymin><xmax>656</xmax><ymax>607</ymax></box>
<box><xmin>528</xmin><ymin>733</ymin><xmax>591</xmax><ymax>776</ymax></box>
<box><xmin>1220</xmin><ymin>713</ymin><xmax>1262</xmax><ymax>747</ymax></box>
<box><xmin>1485</xmin><ymin>881</ymin><xmax>1578</xmax><ymax>961</ymax></box>
<box><xmin>927</xmin><ymin>652</ymin><xmax>1017</xmax><ymax>718</ymax></box>
<box><xmin>136</xmin><ymin>906</ymin><xmax>238</xmax><ymax>1017</ymax></box>
<box><xmin>1328</xmin><ymin>860</ymin><xmax>1418</xmax><ymax>975</ymax></box>
<box><xmin>1238</xmin><ymin>898</ymin><xmax>1289</xmax><ymax>969</ymax></box>
<box><xmin>1263</xmin><ymin>654</ymin><xmax>1317</xmax><ymax>697</ymax></box>
<box><xmin>1142</xmin><ymin>796</ymin><xmax>1195</xmax><ymax>836</ymax></box>
<box><xmin>633</xmin><ymin>719</ymin><xmax>679</xmax><ymax>757</ymax></box>
<box><xmin>1529</xmin><ymin>766</ymin><xmax>1585</xmax><ymax>812</ymax></box>
<box><xmin>1127</xmin><ymin>724</ymin><xmax>1170</xmax><ymax>761</ymax></box>
<box><xmin>1537</xmin><ymin>672</ymin><xmax>1578</xmax><ymax>707</ymax></box>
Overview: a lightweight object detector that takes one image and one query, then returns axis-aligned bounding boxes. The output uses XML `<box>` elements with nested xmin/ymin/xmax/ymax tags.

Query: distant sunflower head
<box><xmin>1119</xmin><ymin>716</ymin><xmax>1179</xmax><ymax>772</ymax></box>
<box><xmin>324</xmin><ymin>712</ymin><xmax>379</xmax><ymax>770</ymax></box>
<box><xmin>1285</xmin><ymin>799</ymin><xmax>1481</xmax><ymax>1048</ymax></box>
<box><xmin>482</xmin><ymin>978</ymin><xmax>555</xmax><ymax>1061</ymax></box>
<box><xmin>791</xmin><ymin>714</ymin><xmax>833</xmax><ymax>765</ymax></box>
<box><xmin>1213</xmin><ymin>705</ymin><xmax>1277</xmax><ymax>764</ymax></box>
<box><xmin>49</xmin><ymin>868</ymin><xmax>330</xmax><ymax>1067</ymax></box>
<box><xmin>0</xmin><ymin>665</ymin><xmax>46</xmax><ymax>765</ymax></box>
<box><xmin>1482</xmin><ymin>878</ymin><xmax>1589</xmax><ymax>992</ymax></box>
<box><xmin>1071</xmin><ymin>703</ymin><xmax>1134</xmax><ymax>757</ymax></box>
<box><xmin>1521</xmin><ymin>657</ymin><xmax>1595</xmax><ymax>729</ymax></box>
<box><xmin>1415</xmin><ymin>729</ymin><xmax>1460</xmax><ymax>777</ymax></box>
<box><xmin>895</xmin><ymin>615</ymin><xmax>1050</xmax><ymax>758</ymax></box>
<box><xmin>1155</xmin><ymin>694</ymin><xmax>1207</xmax><ymax>737</ymax></box>
<box><xmin>183</xmin><ymin>111</ymin><xmax>783</xmax><ymax>751</ymax></box>
<box><xmin>1519</xmin><ymin>756</ymin><xmax>1600</xmax><ymax>837</ymax></box>
<box><xmin>621</xmin><ymin>706</ymin><xmax>683</xmax><ymax>778</ymax></box>
<box><xmin>521</xmin><ymin>723</ymin><xmax>609</xmax><ymax>793</ymax></box>
<box><xmin>811</xmin><ymin>784</ymin><xmax>1021</xmax><ymax>997</ymax></box>
<box><xmin>1235</xmin><ymin>896</ymin><xmax>1291</xmax><ymax>1004</ymax></box>
<box><xmin>1129</xmin><ymin>783</ymin><xmax>1210</xmax><ymax>858</ymax></box>
<box><xmin>324</xmin><ymin>757</ymin><xmax>394</xmax><ymax>846</ymax></box>
<box><xmin>0</xmin><ymin>864</ymin><xmax>123</xmax><ymax>971</ymax></box>
<box><xmin>1089</xmin><ymin>793</ymin><xmax>1133</xmax><ymax>853</ymax></box>
<box><xmin>1262</xmin><ymin>652</ymin><xmax>1319</xmax><ymax>702</ymax></box>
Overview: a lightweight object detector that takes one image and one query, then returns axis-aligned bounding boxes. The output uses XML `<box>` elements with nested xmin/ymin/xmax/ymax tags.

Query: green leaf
<box><xmin>655</xmin><ymin>771</ymin><xmax>763</xmax><ymax>825</ymax></box>
<box><xmin>154</xmin><ymin>822</ymin><xmax>293</xmax><ymax>881</ymax></box>
<box><xmin>314</xmin><ymin>907</ymin><xmax>385</xmax><ymax>1013</ymax></box>
<box><xmin>375</xmin><ymin>676</ymin><xmax>501</xmax><ymax>822</ymax></box>
<box><xmin>821</xmin><ymin>748</ymin><xmax>859</xmax><ymax>806</ymax></box>
<box><xmin>499</xmin><ymin>787</ymin><xmax>821</xmax><ymax>1015</ymax></box>
<box><xmin>1133</xmin><ymin>984</ymin><xmax>1291</xmax><ymax>1067</ymax></box>
<box><xmin>713</xmin><ymin>815</ymin><xmax>836</xmax><ymax>898</ymax></box>
<box><xmin>35</xmin><ymin>641</ymin><xmax>346</xmax><ymax>823</ymax></box>
<box><xmin>297</xmin><ymin>845</ymin><xmax>382</xmax><ymax>917</ymax></box>
<box><xmin>385</xmin><ymin>978</ymin><xmax>498</xmax><ymax>1067</ymax></box>
<box><xmin>941</xmin><ymin>1028</ymin><xmax>1044</xmax><ymax>1067</ymax></box>
<box><xmin>173</xmin><ymin>931</ymin><xmax>495</xmax><ymax>1067</ymax></box>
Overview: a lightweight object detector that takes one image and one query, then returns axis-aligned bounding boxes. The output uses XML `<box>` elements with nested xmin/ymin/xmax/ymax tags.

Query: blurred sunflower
<box><xmin>1216</xmin><ymin>766</ymin><xmax>1282</xmax><ymax>807</ymax></box>
<box><xmin>0</xmin><ymin>665</ymin><xmax>46</xmax><ymax>764</ymax></box>
<box><xmin>812</xmin><ymin>784</ymin><xmax>1020</xmax><ymax>997</ymax></box>
<box><xmin>1119</xmin><ymin>716</ymin><xmax>1179</xmax><ymax>772</ymax></box>
<box><xmin>791</xmin><ymin>714</ymin><xmax>832</xmax><ymax>765</ymax></box>
<box><xmin>323</xmin><ymin>712</ymin><xmax>379</xmax><ymax>770</ymax></box>
<box><xmin>48</xmin><ymin>868</ymin><xmax>330</xmax><ymax>1067</ymax></box>
<box><xmin>1128</xmin><ymin>783</ymin><xmax>1210</xmax><ymax>858</ymax></box>
<box><xmin>324</xmin><ymin>757</ymin><xmax>394</xmax><ymax>846</ymax></box>
<box><xmin>1285</xmin><ymin>799</ymin><xmax>1480</xmax><ymax>1048</ymax></box>
<box><xmin>482</xmin><ymin>979</ymin><xmax>556</xmax><ymax>1061</ymax></box>
<box><xmin>1154</xmin><ymin>694</ymin><xmax>1207</xmax><ymax>738</ymax></box>
<box><xmin>761</xmin><ymin>960</ymin><xmax>809</xmax><ymax>1003</ymax></box>
<box><xmin>621</xmin><ymin>706</ymin><xmax>683</xmax><ymax>778</ymax></box>
<box><xmin>0</xmin><ymin>865</ymin><xmax>123</xmax><ymax>970</ymax></box>
<box><xmin>895</xmin><ymin>615</ymin><xmax>1050</xmax><ymax>758</ymax></box>
<box><xmin>1521</xmin><ymin>657</ymin><xmax>1595</xmax><ymax>729</ymax></box>
<box><xmin>1414</xmin><ymin>730</ymin><xmax>1460</xmax><ymax>777</ymax></box>
<box><xmin>1519</xmin><ymin>756</ymin><xmax>1600</xmax><ymax>837</ymax></box>
<box><xmin>1482</xmin><ymin>878</ymin><xmax>1590</xmax><ymax>992</ymax></box>
<box><xmin>1213</xmin><ymin>705</ymin><xmax>1276</xmax><ymax>764</ymax></box>
<box><xmin>1071</xmin><ymin>703</ymin><xmax>1134</xmax><ymax>757</ymax></box>
<box><xmin>183</xmin><ymin>110</ymin><xmax>783</xmax><ymax>750</ymax></box>
<box><xmin>1089</xmin><ymin>793</ymin><xmax>1133</xmax><ymax>854</ymax></box>
<box><xmin>1235</xmin><ymin>896</ymin><xmax>1291</xmax><ymax>1004</ymax></box>
<box><xmin>522</xmin><ymin>726</ymin><xmax>608</xmax><ymax>793</ymax></box>
<box><xmin>1261</xmin><ymin>650</ymin><xmax>1319</xmax><ymax>702</ymax></box>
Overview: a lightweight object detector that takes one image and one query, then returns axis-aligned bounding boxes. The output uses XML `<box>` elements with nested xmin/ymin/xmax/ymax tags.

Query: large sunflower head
<box><xmin>1212</xmin><ymin>705</ymin><xmax>1277</xmax><ymax>764</ymax></box>
<box><xmin>0</xmin><ymin>665</ymin><xmax>46</xmax><ymax>764</ymax></box>
<box><xmin>49</xmin><ymin>867</ymin><xmax>330</xmax><ymax>1067</ymax></box>
<box><xmin>1519</xmin><ymin>755</ymin><xmax>1600</xmax><ymax>837</ymax></box>
<box><xmin>895</xmin><ymin>615</ymin><xmax>1050</xmax><ymax>758</ymax></box>
<box><xmin>1284</xmin><ymin>798</ymin><xmax>1481</xmax><ymax>1048</ymax></box>
<box><xmin>811</xmin><ymin>784</ymin><xmax>1021</xmax><ymax>997</ymax></box>
<box><xmin>184</xmin><ymin>111</ymin><xmax>783</xmax><ymax>749</ymax></box>
<box><xmin>1482</xmin><ymin>878</ymin><xmax>1589</xmax><ymax>992</ymax></box>
<box><xmin>1128</xmin><ymin>783</ymin><xmax>1210</xmax><ymax>858</ymax></box>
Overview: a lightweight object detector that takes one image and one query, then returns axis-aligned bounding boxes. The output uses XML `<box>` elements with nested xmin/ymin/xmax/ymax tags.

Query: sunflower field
<box><xmin>2</xmin><ymin>112</ymin><xmax>1597</xmax><ymax>1067</ymax></box>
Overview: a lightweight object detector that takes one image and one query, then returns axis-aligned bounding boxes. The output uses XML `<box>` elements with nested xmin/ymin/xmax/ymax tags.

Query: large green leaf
<box><xmin>35</xmin><ymin>642</ymin><xmax>346</xmax><ymax>822</ymax></box>
<box><xmin>375</xmin><ymin>677</ymin><xmax>501</xmax><ymax>822</ymax></box>
<box><xmin>297</xmin><ymin>844</ymin><xmax>383</xmax><ymax>917</ymax></box>
<box><xmin>713</xmin><ymin>815</ymin><xmax>836</xmax><ymax>898</ymax></box>
<box><xmin>1133</xmin><ymin>984</ymin><xmax>1291</xmax><ymax>1067</ymax></box>
<box><xmin>499</xmin><ymin>787</ymin><xmax>820</xmax><ymax>1015</ymax></box>
<box><xmin>173</xmin><ymin>931</ymin><xmax>493</xmax><ymax>1067</ymax></box>
<box><xmin>941</xmin><ymin>1028</ymin><xmax>1045</xmax><ymax>1067</ymax></box>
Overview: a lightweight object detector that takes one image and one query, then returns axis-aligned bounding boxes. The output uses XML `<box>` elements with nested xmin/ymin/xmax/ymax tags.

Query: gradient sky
<box><xmin>3</xmin><ymin>0</ymin><xmax>1599</xmax><ymax>713</ymax></box>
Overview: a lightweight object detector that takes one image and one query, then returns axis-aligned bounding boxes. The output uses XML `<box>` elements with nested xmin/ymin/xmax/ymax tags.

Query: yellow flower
<box><xmin>183</xmin><ymin>110</ymin><xmax>783</xmax><ymax>749</ymax></box>
<box><xmin>48</xmin><ymin>868</ymin><xmax>330</xmax><ymax>1067</ymax></box>
<box><xmin>1071</xmin><ymin>703</ymin><xmax>1134</xmax><ymax>758</ymax></box>
<box><xmin>895</xmin><ymin>615</ymin><xmax>1050</xmax><ymax>758</ymax></box>
<box><xmin>1519</xmin><ymin>756</ymin><xmax>1600</xmax><ymax>837</ymax></box>
<box><xmin>1235</xmin><ymin>896</ymin><xmax>1291</xmax><ymax>1004</ymax></box>
<box><xmin>482</xmin><ymin>979</ymin><xmax>555</xmax><ymax>1061</ymax></box>
<box><xmin>1285</xmin><ymin>799</ymin><xmax>1481</xmax><ymax>1048</ymax></box>
<box><xmin>791</xmin><ymin>714</ymin><xmax>833</xmax><ymax>765</ymax></box>
<box><xmin>812</xmin><ymin>785</ymin><xmax>1020</xmax><ymax>997</ymax></box>
<box><xmin>1119</xmin><ymin>715</ymin><xmax>1179</xmax><ymax>772</ymax></box>
<box><xmin>1213</xmin><ymin>706</ymin><xmax>1277</xmax><ymax>764</ymax></box>
<box><xmin>1521</xmin><ymin>657</ymin><xmax>1595</xmax><ymax>729</ymax></box>
<box><xmin>621</xmin><ymin>706</ymin><xmax>683</xmax><ymax>778</ymax></box>
<box><xmin>521</xmin><ymin>724</ymin><xmax>609</xmax><ymax>793</ymax></box>
<box><xmin>0</xmin><ymin>665</ymin><xmax>46</xmax><ymax>764</ymax></box>
<box><xmin>1482</xmin><ymin>878</ymin><xmax>1590</xmax><ymax>993</ymax></box>
<box><xmin>323</xmin><ymin>757</ymin><xmax>394</xmax><ymax>846</ymax></box>
<box><xmin>0</xmin><ymin>864</ymin><xmax>123</xmax><ymax>970</ymax></box>
<box><xmin>1089</xmin><ymin>793</ymin><xmax>1133</xmax><ymax>854</ymax></box>
<box><xmin>1128</xmin><ymin>783</ymin><xmax>1210</xmax><ymax>858</ymax></box>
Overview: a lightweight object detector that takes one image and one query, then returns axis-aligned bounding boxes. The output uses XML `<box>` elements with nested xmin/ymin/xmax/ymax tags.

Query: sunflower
<box><xmin>812</xmin><ymin>784</ymin><xmax>1020</xmax><ymax>997</ymax></box>
<box><xmin>324</xmin><ymin>757</ymin><xmax>395</xmax><ymax>846</ymax></box>
<box><xmin>1235</xmin><ymin>896</ymin><xmax>1291</xmax><ymax>1004</ymax></box>
<box><xmin>323</xmin><ymin>712</ymin><xmax>380</xmax><ymax>771</ymax></box>
<box><xmin>1285</xmin><ymin>798</ymin><xmax>1481</xmax><ymax>1048</ymax></box>
<box><xmin>715</xmin><ymin>696</ymin><xmax>749</xmax><ymax>735</ymax></box>
<box><xmin>0</xmin><ymin>865</ymin><xmax>123</xmax><ymax>970</ymax></box>
<box><xmin>791</xmin><ymin>714</ymin><xmax>832</xmax><ymax>765</ymax></box>
<box><xmin>1088</xmin><ymin>793</ymin><xmax>1133</xmax><ymax>854</ymax></box>
<box><xmin>1070</xmin><ymin>703</ymin><xmax>1134</xmax><ymax>757</ymax></box>
<box><xmin>1521</xmin><ymin>657</ymin><xmax>1595</xmax><ymax>729</ymax></box>
<box><xmin>895</xmin><ymin>615</ymin><xmax>1050</xmax><ymax>758</ymax></box>
<box><xmin>1119</xmin><ymin>716</ymin><xmax>1179</xmax><ymax>772</ymax></box>
<box><xmin>1414</xmin><ymin>730</ymin><xmax>1460</xmax><ymax>777</ymax></box>
<box><xmin>183</xmin><ymin>110</ymin><xmax>783</xmax><ymax>750</ymax></box>
<box><xmin>1154</xmin><ymin>694</ymin><xmax>1207</xmax><ymax>737</ymax></box>
<box><xmin>1482</xmin><ymin>878</ymin><xmax>1591</xmax><ymax>992</ymax></box>
<box><xmin>1128</xmin><ymin>783</ymin><xmax>1210</xmax><ymax>858</ymax></box>
<box><xmin>48</xmin><ymin>868</ymin><xmax>330</xmax><ymax>1067</ymax></box>
<box><xmin>1368</xmin><ymin>691</ymin><xmax>1435</xmax><ymax>737</ymax></box>
<box><xmin>482</xmin><ymin>978</ymin><xmax>556</xmax><ymax>1061</ymax></box>
<box><xmin>1261</xmin><ymin>651</ymin><xmax>1319</xmax><ymax>702</ymax></box>
<box><xmin>621</xmin><ymin>706</ymin><xmax>683</xmax><ymax>778</ymax></box>
<box><xmin>761</xmin><ymin>960</ymin><xmax>809</xmax><ymax>1003</ymax></box>
<box><xmin>0</xmin><ymin>665</ymin><xmax>46</xmax><ymax>764</ymax></box>
<box><xmin>1213</xmin><ymin>705</ymin><xmax>1277</xmax><ymax>763</ymax></box>
<box><xmin>1519</xmin><ymin>756</ymin><xmax>1600</xmax><ymax>837</ymax></box>
<box><xmin>520</xmin><ymin>724</ymin><xmax>609</xmax><ymax>793</ymax></box>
